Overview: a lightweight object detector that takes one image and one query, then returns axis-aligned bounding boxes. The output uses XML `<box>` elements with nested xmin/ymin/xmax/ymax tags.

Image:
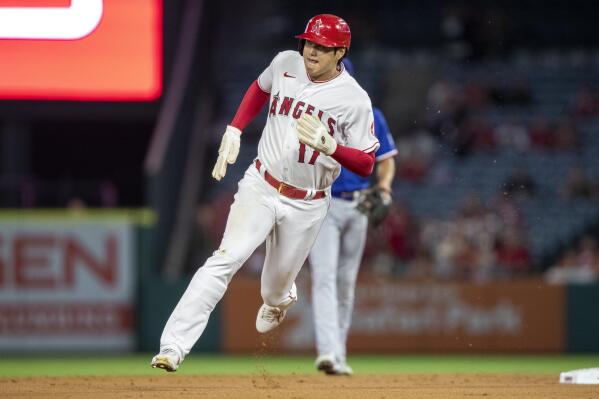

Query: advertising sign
<box><xmin>0</xmin><ymin>0</ymin><xmax>162</xmax><ymax>101</ymax></box>
<box><xmin>0</xmin><ymin>217</ymin><xmax>136</xmax><ymax>351</ymax></box>
<box><xmin>222</xmin><ymin>277</ymin><xmax>565</xmax><ymax>353</ymax></box>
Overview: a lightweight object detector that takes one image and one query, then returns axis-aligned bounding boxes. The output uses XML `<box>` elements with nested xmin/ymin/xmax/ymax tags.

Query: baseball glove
<box><xmin>356</xmin><ymin>187</ymin><xmax>392</xmax><ymax>227</ymax></box>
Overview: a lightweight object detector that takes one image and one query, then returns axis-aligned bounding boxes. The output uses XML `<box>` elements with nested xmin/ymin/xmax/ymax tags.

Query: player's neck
<box><xmin>308</xmin><ymin>65</ymin><xmax>342</xmax><ymax>83</ymax></box>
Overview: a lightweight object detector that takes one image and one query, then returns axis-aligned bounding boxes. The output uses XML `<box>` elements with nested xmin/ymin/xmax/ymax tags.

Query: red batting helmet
<box><xmin>295</xmin><ymin>14</ymin><xmax>351</xmax><ymax>49</ymax></box>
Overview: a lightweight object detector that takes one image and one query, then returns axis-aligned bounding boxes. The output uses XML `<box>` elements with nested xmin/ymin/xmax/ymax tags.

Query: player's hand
<box><xmin>378</xmin><ymin>185</ymin><xmax>392</xmax><ymax>206</ymax></box>
<box><xmin>296</xmin><ymin>113</ymin><xmax>337</xmax><ymax>156</ymax></box>
<box><xmin>212</xmin><ymin>125</ymin><xmax>241</xmax><ymax>181</ymax></box>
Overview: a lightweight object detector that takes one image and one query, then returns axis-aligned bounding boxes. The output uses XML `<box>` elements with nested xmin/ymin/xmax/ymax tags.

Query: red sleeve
<box><xmin>230</xmin><ymin>80</ymin><xmax>270</xmax><ymax>131</ymax></box>
<box><xmin>331</xmin><ymin>145</ymin><xmax>376</xmax><ymax>177</ymax></box>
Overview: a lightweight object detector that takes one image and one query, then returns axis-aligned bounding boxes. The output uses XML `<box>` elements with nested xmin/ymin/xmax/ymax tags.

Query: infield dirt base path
<box><xmin>2</xmin><ymin>374</ymin><xmax>598</xmax><ymax>398</ymax></box>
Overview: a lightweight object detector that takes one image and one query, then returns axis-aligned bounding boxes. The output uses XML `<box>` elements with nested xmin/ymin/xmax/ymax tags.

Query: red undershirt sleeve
<box><xmin>331</xmin><ymin>145</ymin><xmax>376</xmax><ymax>177</ymax></box>
<box><xmin>230</xmin><ymin>80</ymin><xmax>270</xmax><ymax>131</ymax></box>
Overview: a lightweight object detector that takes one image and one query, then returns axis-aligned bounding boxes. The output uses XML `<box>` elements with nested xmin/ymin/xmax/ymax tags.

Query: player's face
<box><xmin>302</xmin><ymin>41</ymin><xmax>346</xmax><ymax>81</ymax></box>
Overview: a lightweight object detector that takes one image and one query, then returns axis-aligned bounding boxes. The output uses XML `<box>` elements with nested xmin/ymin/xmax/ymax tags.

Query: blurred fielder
<box><xmin>151</xmin><ymin>14</ymin><xmax>380</xmax><ymax>371</ymax></box>
<box><xmin>309</xmin><ymin>59</ymin><xmax>397</xmax><ymax>375</ymax></box>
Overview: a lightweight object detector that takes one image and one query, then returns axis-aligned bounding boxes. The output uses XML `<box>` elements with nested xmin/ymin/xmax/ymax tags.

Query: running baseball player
<box><xmin>309</xmin><ymin>59</ymin><xmax>397</xmax><ymax>376</ymax></box>
<box><xmin>151</xmin><ymin>14</ymin><xmax>379</xmax><ymax>372</ymax></box>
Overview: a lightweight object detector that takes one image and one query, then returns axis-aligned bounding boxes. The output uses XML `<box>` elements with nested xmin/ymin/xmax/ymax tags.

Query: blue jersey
<box><xmin>332</xmin><ymin>107</ymin><xmax>398</xmax><ymax>195</ymax></box>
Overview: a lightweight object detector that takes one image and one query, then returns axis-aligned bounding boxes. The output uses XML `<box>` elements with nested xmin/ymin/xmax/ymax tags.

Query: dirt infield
<box><xmin>2</xmin><ymin>374</ymin><xmax>597</xmax><ymax>398</ymax></box>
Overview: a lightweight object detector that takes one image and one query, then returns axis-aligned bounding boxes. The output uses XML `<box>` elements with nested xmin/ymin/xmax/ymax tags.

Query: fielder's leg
<box><xmin>308</xmin><ymin>200</ymin><xmax>343</xmax><ymax>371</ymax></box>
<box><xmin>336</xmin><ymin>207</ymin><xmax>368</xmax><ymax>371</ymax></box>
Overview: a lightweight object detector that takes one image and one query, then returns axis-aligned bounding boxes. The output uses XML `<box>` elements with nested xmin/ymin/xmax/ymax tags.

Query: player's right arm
<box><xmin>212</xmin><ymin>54</ymin><xmax>280</xmax><ymax>181</ymax></box>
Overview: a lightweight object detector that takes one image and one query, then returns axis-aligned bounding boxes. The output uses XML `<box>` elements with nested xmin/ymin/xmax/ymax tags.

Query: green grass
<box><xmin>1</xmin><ymin>354</ymin><xmax>598</xmax><ymax>377</ymax></box>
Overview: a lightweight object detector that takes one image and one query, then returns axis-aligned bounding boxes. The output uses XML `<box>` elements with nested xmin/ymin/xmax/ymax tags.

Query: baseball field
<box><xmin>1</xmin><ymin>354</ymin><xmax>598</xmax><ymax>398</ymax></box>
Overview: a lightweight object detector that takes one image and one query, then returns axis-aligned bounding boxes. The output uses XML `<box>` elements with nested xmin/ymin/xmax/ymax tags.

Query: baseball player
<box><xmin>151</xmin><ymin>14</ymin><xmax>379</xmax><ymax>372</ymax></box>
<box><xmin>309</xmin><ymin>59</ymin><xmax>397</xmax><ymax>375</ymax></box>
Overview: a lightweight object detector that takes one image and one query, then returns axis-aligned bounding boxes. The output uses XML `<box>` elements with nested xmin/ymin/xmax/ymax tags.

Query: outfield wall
<box><xmin>218</xmin><ymin>277</ymin><xmax>599</xmax><ymax>354</ymax></box>
<box><xmin>1</xmin><ymin>212</ymin><xmax>596</xmax><ymax>354</ymax></box>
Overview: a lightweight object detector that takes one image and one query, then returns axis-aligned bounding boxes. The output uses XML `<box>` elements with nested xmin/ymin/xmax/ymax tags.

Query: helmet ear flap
<box><xmin>297</xmin><ymin>39</ymin><xmax>305</xmax><ymax>55</ymax></box>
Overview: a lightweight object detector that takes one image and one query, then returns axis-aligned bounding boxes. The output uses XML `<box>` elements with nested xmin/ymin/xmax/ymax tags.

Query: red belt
<box><xmin>255</xmin><ymin>159</ymin><xmax>326</xmax><ymax>200</ymax></box>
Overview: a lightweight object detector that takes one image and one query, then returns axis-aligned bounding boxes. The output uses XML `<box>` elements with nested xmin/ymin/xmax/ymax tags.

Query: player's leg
<box><xmin>308</xmin><ymin>200</ymin><xmax>343</xmax><ymax>371</ymax></box>
<box><xmin>336</xmin><ymin>207</ymin><xmax>368</xmax><ymax>370</ymax></box>
<box><xmin>256</xmin><ymin>195</ymin><xmax>329</xmax><ymax>333</ymax></box>
<box><xmin>155</xmin><ymin>167</ymin><xmax>276</xmax><ymax>369</ymax></box>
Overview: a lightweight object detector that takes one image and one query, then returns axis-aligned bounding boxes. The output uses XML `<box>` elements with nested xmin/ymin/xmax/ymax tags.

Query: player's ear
<box><xmin>335</xmin><ymin>47</ymin><xmax>347</xmax><ymax>62</ymax></box>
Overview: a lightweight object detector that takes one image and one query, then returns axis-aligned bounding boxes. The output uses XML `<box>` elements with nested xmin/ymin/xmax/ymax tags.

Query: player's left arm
<box><xmin>296</xmin><ymin>98</ymin><xmax>379</xmax><ymax>177</ymax></box>
<box><xmin>372</xmin><ymin>107</ymin><xmax>398</xmax><ymax>195</ymax></box>
<box><xmin>296</xmin><ymin>114</ymin><xmax>376</xmax><ymax>176</ymax></box>
<box><xmin>376</xmin><ymin>156</ymin><xmax>395</xmax><ymax>194</ymax></box>
<box><xmin>330</xmin><ymin>145</ymin><xmax>375</xmax><ymax>177</ymax></box>
<box><xmin>357</xmin><ymin>156</ymin><xmax>396</xmax><ymax>226</ymax></box>
<box><xmin>355</xmin><ymin>109</ymin><xmax>398</xmax><ymax>225</ymax></box>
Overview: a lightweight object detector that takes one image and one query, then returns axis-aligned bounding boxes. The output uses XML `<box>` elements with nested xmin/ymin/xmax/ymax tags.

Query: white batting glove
<box><xmin>296</xmin><ymin>113</ymin><xmax>337</xmax><ymax>156</ymax></box>
<box><xmin>212</xmin><ymin>125</ymin><xmax>241</xmax><ymax>181</ymax></box>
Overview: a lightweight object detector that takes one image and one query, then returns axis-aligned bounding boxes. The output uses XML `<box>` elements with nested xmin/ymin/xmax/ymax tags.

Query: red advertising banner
<box><xmin>0</xmin><ymin>215</ymin><xmax>137</xmax><ymax>351</ymax></box>
<box><xmin>222</xmin><ymin>277</ymin><xmax>565</xmax><ymax>353</ymax></box>
<box><xmin>0</xmin><ymin>0</ymin><xmax>162</xmax><ymax>101</ymax></box>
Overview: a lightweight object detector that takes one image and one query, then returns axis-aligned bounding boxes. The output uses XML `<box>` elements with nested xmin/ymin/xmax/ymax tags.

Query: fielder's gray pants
<box><xmin>309</xmin><ymin>196</ymin><xmax>368</xmax><ymax>364</ymax></box>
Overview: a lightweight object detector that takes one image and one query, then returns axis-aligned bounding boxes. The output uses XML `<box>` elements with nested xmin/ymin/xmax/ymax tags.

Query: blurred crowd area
<box><xmin>370</xmin><ymin>53</ymin><xmax>599</xmax><ymax>284</ymax></box>
<box><xmin>191</xmin><ymin>48</ymin><xmax>599</xmax><ymax>285</ymax></box>
<box><xmin>0</xmin><ymin>121</ymin><xmax>151</xmax><ymax>209</ymax></box>
<box><xmin>0</xmin><ymin>178</ymin><xmax>119</xmax><ymax>209</ymax></box>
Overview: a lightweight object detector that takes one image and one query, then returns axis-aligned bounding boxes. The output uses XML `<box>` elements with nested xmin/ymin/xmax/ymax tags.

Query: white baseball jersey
<box><xmin>257</xmin><ymin>50</ymin><xmax>379</xmax><ymax>190</ymax></box>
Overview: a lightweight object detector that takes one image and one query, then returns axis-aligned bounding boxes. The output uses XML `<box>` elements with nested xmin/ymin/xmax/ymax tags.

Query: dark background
<box><xmin>1</xmin><ymin>0</ymin><xmax>598</xmax><ymax>282</ymax></box>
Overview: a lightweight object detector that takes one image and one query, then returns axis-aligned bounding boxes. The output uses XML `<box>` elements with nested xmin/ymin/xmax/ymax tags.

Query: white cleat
<box><xmin>255</xmin><ymin>304</ymin><xmax>288</xmax><ymax>333</ymax></box>
<box><xmin>151</xmin><ymin>348</ymin><xmax>181</xmax><ymax>372</ymax></box>
<box><xmin>334</xmin><ymin>362</ymin><xmax>354</xmax><ymax>376</ymax></box>
<box><xmin>256</xmin><ymin>284</ymin><xmax>297</xmax><ymax>333</ymax></box>
<box><xmin>315</xmin><ymin>353</ymin><xmax>336</xmax><ymax>374</ymax></box>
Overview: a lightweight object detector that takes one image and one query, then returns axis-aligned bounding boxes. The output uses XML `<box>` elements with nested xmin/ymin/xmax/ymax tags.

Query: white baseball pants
<box><xmin>159</xmin><ymin>164</ymin><xmax>329</xmax><ymax>359</ymax></box>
